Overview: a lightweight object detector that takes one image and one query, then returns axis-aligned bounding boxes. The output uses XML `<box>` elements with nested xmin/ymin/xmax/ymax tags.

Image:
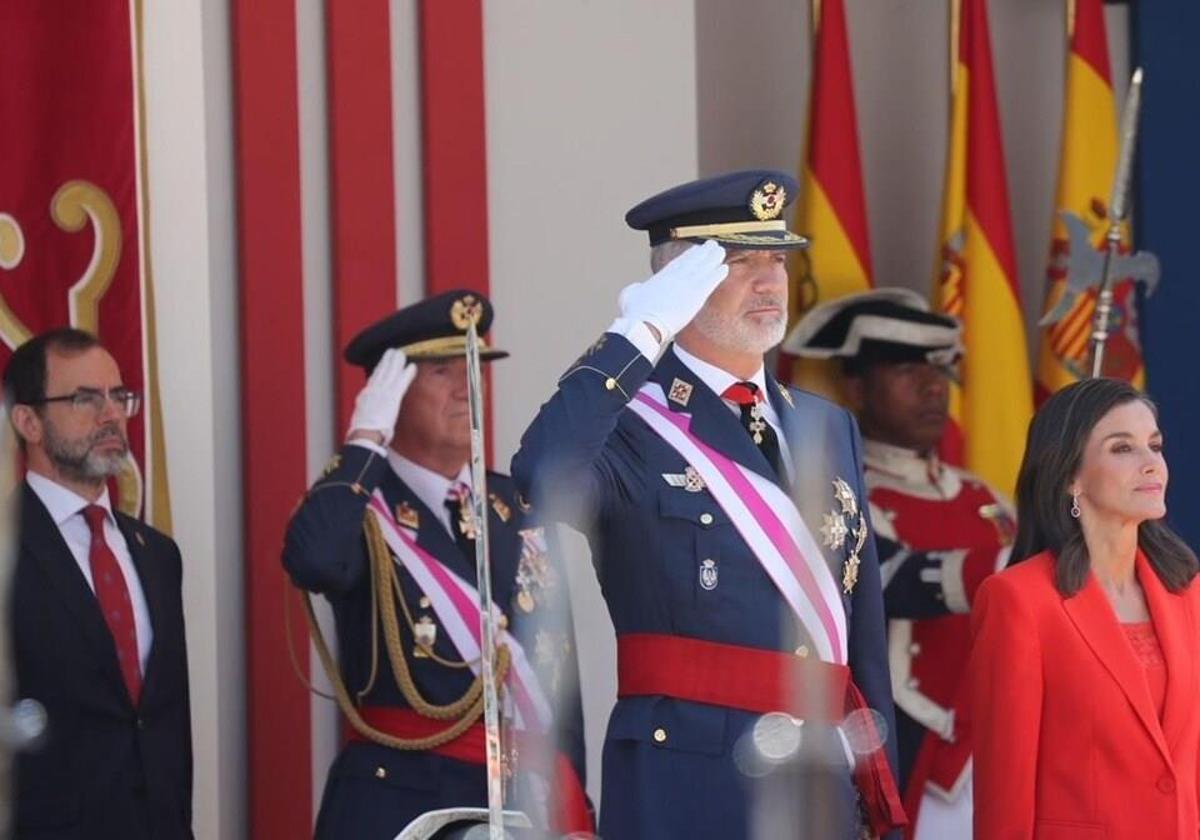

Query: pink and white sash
<box><xmin>629</xmin><ymin>383</ymin><xmax>849</xmax><ymax>664</ymax></box>
<box><xmin>366</xmin><ymin>492</ymin><xmax>553</xmax><ymax>731</ymax></box>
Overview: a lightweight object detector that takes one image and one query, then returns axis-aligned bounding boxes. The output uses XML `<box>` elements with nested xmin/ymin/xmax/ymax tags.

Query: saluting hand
<box><xmin>346</xmin><ymin>348</ymin><xmax>417</xmax><ymax>446</ymax></box>
<box><xmin>616</xmin><ymin>239</ymin><xmax>729</xmax><ymax>343</ymax></box>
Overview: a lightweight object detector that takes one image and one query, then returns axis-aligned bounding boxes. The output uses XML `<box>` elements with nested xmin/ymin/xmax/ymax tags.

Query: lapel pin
<box><xmin>668</xmin><ymin>378</ymin><xmax>694</xmax><ymax>407</ymax></box>
<box><xmin>395</xmin><ymin>502</ymin><xmax>420</xmax><ymax>530</ymax></box>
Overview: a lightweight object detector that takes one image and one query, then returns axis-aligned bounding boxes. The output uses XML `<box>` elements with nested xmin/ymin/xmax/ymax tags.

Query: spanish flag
<box><xmin>934</xmin><ymin>0</ymin><xmax>1032</xmax><ymax>494</ymax></box>
<box><xmin>781</xmin><ymin>0</ymin><xmax>872</xmax><ymax>399</ymax></box>
<box><xmin>1037</xmin><ymin>0</ymin><xmax>1144</xmax><ymax>400</ymax></box>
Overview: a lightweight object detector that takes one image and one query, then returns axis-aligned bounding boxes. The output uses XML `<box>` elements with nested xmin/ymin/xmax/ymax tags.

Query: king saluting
<box><xmin>512</xmin><ymin>169</ymin><xmax>906</xmax><ymax>839</ymax></box>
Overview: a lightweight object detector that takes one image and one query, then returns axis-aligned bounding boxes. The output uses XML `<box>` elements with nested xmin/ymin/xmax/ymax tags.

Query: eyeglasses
<box><xmin>27</xmin><ymin>387</ymin><xmax>142</xmax><ymax>418</ymax></box>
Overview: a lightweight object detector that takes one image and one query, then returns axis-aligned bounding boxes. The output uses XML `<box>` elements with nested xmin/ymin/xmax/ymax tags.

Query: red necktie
<box><xmin>83</xmin><ymin>505</ymin><xmax>142</xmax><ymax>704</ymax></box>
<box><xmin>721</xmin><ymin>381</ymin><xmax>784</xmax><ymax>480</ymax></box>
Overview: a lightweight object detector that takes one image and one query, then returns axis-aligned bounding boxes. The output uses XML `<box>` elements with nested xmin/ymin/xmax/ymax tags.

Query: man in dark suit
<box><xmin>512</xmin><ymin>170</ymin><xmax>906</xmax><ymax>839</ymax></box>
<box><xmin>3</xmin><ymin>328</ymin><xmax>192</xmax><ymax>839</ymax></box>
<box><xmin>283</xmin><ymin>291</ymin><xmax>590</xmax><ymax>839</ymax></box>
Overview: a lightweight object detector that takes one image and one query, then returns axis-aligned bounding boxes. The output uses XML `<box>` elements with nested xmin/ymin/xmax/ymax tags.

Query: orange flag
<box><xmin>781</xmin><ymin>0</ymin><xmax>872</xmax><ymax>399</ymax></box>
<box><xmin>1037</xmin><ymin>0</ymin><xmax>1144</xmax><ymax>400</ymax></box>
<box><xmin>934</xmin><ymin>0</ymin><xmax>1032</xmax><ymax>494</ymax></box>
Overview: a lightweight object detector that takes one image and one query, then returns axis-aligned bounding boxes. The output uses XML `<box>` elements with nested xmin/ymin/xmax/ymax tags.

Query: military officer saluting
<box><xmin>512</xmin><ymin>170</ymin><xmax>906</xmax><ymax>839</ymax></box>
<box><xmin>283</xmin><ymin>291</ymin><xmax>591</xmax><ymax>839</ymax></box>
<box><xmin>785</xmin><ymin>288</ymin><xmax>1015</xmax><ymax>839</ymax></box>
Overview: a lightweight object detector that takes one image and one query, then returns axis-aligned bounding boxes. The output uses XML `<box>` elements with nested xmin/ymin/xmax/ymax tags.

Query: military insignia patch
<box><xmin>489</xmin><ymin>493</ymin><xmax>512</xmax><ymax>523</ymax></box>
<box><xmin>450</xmin><ymin>294</ymin><xmax>484</xmax><ymax>330</ymax></box>
<box><xmin>662</xmin><ymin>465</ymin><xmax>706</xmax><ymax>493</ymax></box>
<box><xmin>668</xmin><ymin>378</ymin><xmax>694</xmax><ymax>407</ymax></box>
<box><xmin>699</xmin><ymin>558</ymin><xmax>719</xmax><ymax>591</ymax></box>
<box><xmin>412</xmin><ymin>615</ymin><xmax>438</xmax><ymax>657</ymax></box>
<box><xmin>749</xmin><ymin>181</ymin><xmax>786</xmax><ymax>221</ymax></box>
<box><xmin>395</xmin><ymin>502</ymin><xmax>420</xmax><ymax>530</ymax></box>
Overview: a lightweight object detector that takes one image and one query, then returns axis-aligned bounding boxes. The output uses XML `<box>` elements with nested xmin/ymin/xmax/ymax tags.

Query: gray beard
<box><xmin>691</xmin><ymin>302</ymin><xmax>787</xmax><ymax>355</ymax></box>
<box><xmin>43</xmin><ymin>421</ymin><xmax>128</xmax><ymax>484</ymax></box>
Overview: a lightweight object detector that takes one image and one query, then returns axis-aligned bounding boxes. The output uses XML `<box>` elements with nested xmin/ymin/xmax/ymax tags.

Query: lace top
<box><xmin>1123</xmin><ymin>621</ymin><xmax>1167</xmax><ymax>719</ymax></box>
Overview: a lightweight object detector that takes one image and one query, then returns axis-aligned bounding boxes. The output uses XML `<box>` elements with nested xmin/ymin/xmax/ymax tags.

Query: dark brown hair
<box><xmin>1012</xmin><ymin>377</ymin><xmax>1197</xmax><ymax>596</ymax></box>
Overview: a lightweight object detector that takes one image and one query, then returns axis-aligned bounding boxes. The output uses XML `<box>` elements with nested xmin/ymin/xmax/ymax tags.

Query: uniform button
<box><xmin>136</xmin><ymin>717</ymin><xmax>145</xmax><ymax>730</ymax></box>
<box><xmin>604</xmin><ymin>378</ymin><xmax>617</xmax><ymax>391</ymax></box>
<box><xmin>498</xmin><ymin>614</ymin><xmax>509</xmax><ymax>630</ymax></box>
<box><xmin>699</xmin><ymin>513</ymin><xmax>714</xmax><ymax>525</ymax></box>
<box><xmin>906</xmin><ymin>678</ymin><xmax>920</xmax><ymax>690</ymax></box>
<box><xmin>909</xmin><ymin>643</ymin><xmax>921</xmax><ymax>655</ymax></box>
<box><xmin>375</xmin><ymin>766</ymin><xmax>388</xmax><ymax>779</ymax></box>
<box><xmin>419</xmin><ymin>596</ymin><xmax>431</xmax><ymax>609</ymax></box>
<box><xmin>1157</xmin><ymin>775</ymin><xmax>1176</xmax><ymax>794</ymax></box>
<box><xmin>652</xmin><ymin>727</ymin><xmax>667</xmax><ymax>744</ymax></box>
<box><xmin>794</xmin><ymin>645</ymin><xmax>810</xmax><ymax>658</ymax></box>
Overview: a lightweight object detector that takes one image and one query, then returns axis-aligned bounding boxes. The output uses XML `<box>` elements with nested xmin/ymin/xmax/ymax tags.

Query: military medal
<box><xmin>516</xmin><ymin>527</ymin><xmax>554</xmax><ymax>614</ymax></box>
<box><xmin>820</xmin><ymin>512</ymin><xmax>849</xmax><ymax>550</ymax></box>
<box><xmin>748</xmin><ymin>402</ymin><xmax>767</xmax><ymax>445</ymax></box>
<box><xmin>412</xmin><ymin>615</ymin><xmax>438</xmax><ymax>657</ymax></box>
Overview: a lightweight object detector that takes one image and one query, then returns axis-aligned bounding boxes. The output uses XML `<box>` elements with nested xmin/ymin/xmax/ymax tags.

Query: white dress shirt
<box><xmin>671</xmin><ymin>343</ymin><xmax>793</xmax><ymax>475</ymax></box>
<box><xmin>26</xmin><ymin>471</ymin><xmax>153</xmax><ymax>671</ymax></box>
<box><xmin>387</xmin><ymin>450</ymin><xmax>470</xmax><ymax>537</ymax></box>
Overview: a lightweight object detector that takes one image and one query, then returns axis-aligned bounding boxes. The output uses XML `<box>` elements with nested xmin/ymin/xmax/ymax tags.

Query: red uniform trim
<box><xmin>353</xmin><ymin>707</ymin><xmax>593</xmax><ymax>834</ymax></box>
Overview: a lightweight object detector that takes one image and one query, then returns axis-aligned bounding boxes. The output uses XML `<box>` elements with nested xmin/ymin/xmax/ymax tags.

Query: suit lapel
<box><xmin>20</xmin><ymin>485</ymin><xmax>130</xmax><ymax>703</ymax></box>
<box><xmin>1139</xmin><ymin>550</ymin><xmax>1195</xmax><ymax>760</ymax></box>
<box><xmin>118</xmin><ymin>514</ymin><xmax>160</xmax><ymax>706</ymax></box>
<box><xmin>650</xmin><ymin>348</ymin><xmax>777</xmax><ymax>484</ymax></box>
<box><xmin>1063</xmin><ymin>569</ymin><xmax>1171</xmax><ymax>765</ymax></box>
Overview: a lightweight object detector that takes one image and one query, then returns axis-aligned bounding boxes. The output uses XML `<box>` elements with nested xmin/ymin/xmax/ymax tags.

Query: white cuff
<box><xmin>938</xmin><ymin>549</ymin><xmax>971</xmax><ymax>614</ymax></box>
<box><xmin>346</xmin><ymin>438</ymin><xmax>388</xmax><ymax>457</ymax></box>
<box><xmin>608</xmin><ymin>317</ymin><xmax>664</xmax><ymax>361</ymax></box>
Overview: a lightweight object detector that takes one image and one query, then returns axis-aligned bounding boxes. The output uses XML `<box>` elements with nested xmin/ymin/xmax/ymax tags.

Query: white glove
<box><xmin>616</xmin><ymin>239</ymin><xmax>729</xmax><ymax>343</ymax></box>
<box><xmin>346</xmin><ymin>348</ymin><xmax>417</xmax><ymax>445</ymax></box>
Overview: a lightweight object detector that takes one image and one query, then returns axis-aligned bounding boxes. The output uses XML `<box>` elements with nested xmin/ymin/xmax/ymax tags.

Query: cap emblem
<box><xmin>450</xmin><ymin>295</ymin><xmax>484</xmax><ymax>331</ymax></box>
<box><xmin>749</xmin><ymin>182</ymin><xmax>786</xmax><ymax>222</ymax></box>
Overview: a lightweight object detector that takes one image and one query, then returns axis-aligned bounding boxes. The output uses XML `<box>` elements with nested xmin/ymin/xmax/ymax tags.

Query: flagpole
<box><xmin>1089</xmin><ymin>67</ymin><xmax>1143</xmax><ymax>378</ymax></box>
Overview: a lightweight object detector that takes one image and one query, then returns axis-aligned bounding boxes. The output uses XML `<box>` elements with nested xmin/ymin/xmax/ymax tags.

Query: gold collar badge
<box><xmin>395</xmin><ymin>502</ymin><xmax>420</xmax><ymax>530</ymax></box>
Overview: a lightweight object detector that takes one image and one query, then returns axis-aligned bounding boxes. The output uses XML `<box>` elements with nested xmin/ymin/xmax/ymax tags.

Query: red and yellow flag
<box><xmin>781</xmin><ymin>0</ymin><xmax>873</xmax><ymax>398</ymax></box>
<box><xmin>0</xmin><ymin>1</ymin><xmax>171</xmax><ymax>529</ymax></box>
<box><xmin>934</xmin><ymin>0</ymin><xmax>1032</xmax><ymax>494</ymax></box>
<box><xmin>1037</xmin><ymin>0</ymin><xmax>1144</xmax><ymax>400</ymax></box>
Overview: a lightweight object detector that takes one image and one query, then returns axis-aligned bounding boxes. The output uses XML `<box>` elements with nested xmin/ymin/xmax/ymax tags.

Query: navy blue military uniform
<box><xmin>511</xmin><ymin>171</ymin><xmax>903</xmax><ymax>839</ymax></box>
<box><xmin>283</xmin><ymin>292</ymin><xmax>588</xmax><ymax>839</ymax></box>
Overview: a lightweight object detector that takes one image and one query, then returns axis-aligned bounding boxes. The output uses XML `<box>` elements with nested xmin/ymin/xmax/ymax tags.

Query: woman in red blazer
<box><xmin>971</xmin><ymin>377</ymin><xmax>1200</xmax><ymax>839</ymax></box>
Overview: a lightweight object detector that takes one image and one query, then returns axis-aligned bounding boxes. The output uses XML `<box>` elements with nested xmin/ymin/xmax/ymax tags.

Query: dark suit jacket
<box><xmin>10</xmin><ymin>482</ymin><xmax>193</xmax><ymax>839</ymax></box>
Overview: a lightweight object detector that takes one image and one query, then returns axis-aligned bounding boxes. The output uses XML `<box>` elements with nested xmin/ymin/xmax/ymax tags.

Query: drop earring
<box><xmin>1070</xmin><ymin>491</ymin><xmax>1081</xmax><ymax>519</ymax></box>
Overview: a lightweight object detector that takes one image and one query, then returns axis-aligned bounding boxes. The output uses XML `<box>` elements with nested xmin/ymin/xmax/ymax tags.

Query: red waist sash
<box><xmin>617</xmin><ymin>633</ymin><xmax>907</xmax><ymax>835</ymax></box>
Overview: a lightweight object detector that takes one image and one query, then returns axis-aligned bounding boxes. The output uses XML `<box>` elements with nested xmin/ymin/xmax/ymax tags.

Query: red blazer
<box><xmin>971</xmin><ymin>550</ymin><xmax>1200</xmax><ymax>839</ymax></box>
